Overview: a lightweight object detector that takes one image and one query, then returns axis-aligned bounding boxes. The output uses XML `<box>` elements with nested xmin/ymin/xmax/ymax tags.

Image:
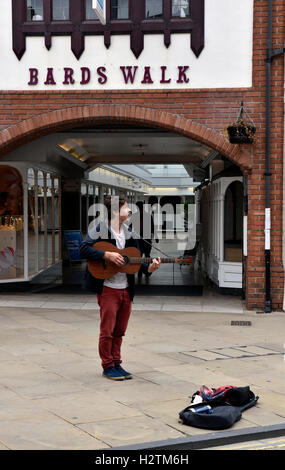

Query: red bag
<box><xmin>199</xmin><ymin>385</ymin><xmax>236</xmax><ymax>404</ymax></box>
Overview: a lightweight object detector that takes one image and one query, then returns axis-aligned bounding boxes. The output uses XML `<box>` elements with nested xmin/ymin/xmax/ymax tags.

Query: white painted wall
<box><xmin>0</xmin><ymin>0</ymin><xmax>253</xmax><ymax>90</ymax></box>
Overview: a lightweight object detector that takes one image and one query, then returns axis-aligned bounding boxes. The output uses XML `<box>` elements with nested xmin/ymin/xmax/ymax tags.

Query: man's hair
<box><xmin>104</xmin><ymin>194</ymin><xmax>129</xmax><ymax>221</ymax></box>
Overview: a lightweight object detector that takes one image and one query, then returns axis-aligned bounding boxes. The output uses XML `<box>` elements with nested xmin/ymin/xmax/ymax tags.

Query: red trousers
<box><xmin>97</xmin><ymin>285</ymin><xmax>132</xmax><ymax>369</ymax></box>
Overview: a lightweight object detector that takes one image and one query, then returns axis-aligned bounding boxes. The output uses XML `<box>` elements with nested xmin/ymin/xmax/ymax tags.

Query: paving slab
<box><xmin>77</xmin><ymin>415</ymin><xmax>185</xmax><ymax>448</ymax></box>
<box><xmin>233</xmin><ymin>345</ymin><xmax>282</xmax><ymax>356</ymax></box>
<box><xmin>181</xmin><ymin>350</ymin><xmax>231</xmax><ymax>361</ymax></box>
<box><xmin>0</xmin><ymin>414</ymin><xmax>109</xmax><ymax>450</ymax></box>
<box><xmin>209</xmin><ymin>347</ymin><xmax>257</xmax><ymax>358</ymax></box>
<box><xmin>32</xmin><ymin>391</ymin><xmax>143</xmax><ymax>424</ymax></box>
<box><xmin>0</xmin><ymin>370</ymin><xmax>85</xmax><ymax>399</ymax></box>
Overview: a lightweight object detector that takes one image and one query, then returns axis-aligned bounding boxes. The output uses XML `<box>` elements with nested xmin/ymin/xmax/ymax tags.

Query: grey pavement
<box><xmin>0</xmin><ymin>289</ymin><xmax>285</xmax><ymax>450</ymax></box>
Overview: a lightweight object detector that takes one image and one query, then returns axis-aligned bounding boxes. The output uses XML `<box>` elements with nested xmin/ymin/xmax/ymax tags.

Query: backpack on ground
<box><xmin>179</xmin><ymin>385</ymin><xmax>259</xmax><ymax>430</ymax></box>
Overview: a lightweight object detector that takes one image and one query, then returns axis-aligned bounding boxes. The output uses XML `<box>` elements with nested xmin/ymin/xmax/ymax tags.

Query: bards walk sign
<box><xmin>0</xmin><ymin>0</ymin><xmax>253</xmax><ymax>90</ymax></box>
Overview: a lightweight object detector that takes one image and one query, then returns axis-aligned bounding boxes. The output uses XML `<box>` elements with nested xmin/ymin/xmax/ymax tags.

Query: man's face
<box><xmin>119</xmin><ymin>201</ymin><xmax>131</xmax><ymax>221</ymax></box>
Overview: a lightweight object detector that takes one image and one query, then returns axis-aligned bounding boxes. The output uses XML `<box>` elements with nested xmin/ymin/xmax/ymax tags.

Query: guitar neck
<box><xmin>129</xmin><ymin>257</ymin><xmax>177</xmax><ymax>264</ymax></box>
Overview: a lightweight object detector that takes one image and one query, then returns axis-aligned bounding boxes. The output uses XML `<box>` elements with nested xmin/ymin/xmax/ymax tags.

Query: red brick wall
<box><xmin>0</xmin><ymin>0</ymin><xmax>284</xmax><ymax>311</ymax></box>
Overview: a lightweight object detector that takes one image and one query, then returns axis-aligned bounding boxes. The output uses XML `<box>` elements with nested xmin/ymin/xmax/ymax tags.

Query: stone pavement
<box><xmin>0</xmin><ymin>289</ymin><xmax>285</xmax><ymax>450</ymax></box>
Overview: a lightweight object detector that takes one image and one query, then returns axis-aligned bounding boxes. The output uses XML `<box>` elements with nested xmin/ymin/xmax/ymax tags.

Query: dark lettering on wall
<box><xmin>63</xmin><ymin>68</ymin><xmax>75</xmax><ymax>85</ymax></box>
<box><xmin>27</xmin><ymin>65</ymin><xmax>191</xmax><ymax>86</ymax></box>
<box><xmin>177</xmin><ymin>66</ymin><xmax>190</xmax><ymax>83</ymax></box>
<box><xmin>141</xmin><ymin>66</ymin><xmax>153</xmax><ymax>84</ymax></box>
<box><xmin>44</xmin><ymin>68</ymin><xmax>56</xmax><ymax>85</ymax></box>
<box><xmin>28</xmin><ymin>68</ymin><xmax>39</xmax><ymax>85</ymax></box>
<box><xmin>97</xmin><ymin>66</ymin><xmax>107</xmax><ymax>84</ymax></box>
<box><xmin>120</xmin><ymin>66</ymin><xmax>138</xmax><ymax>84</ymax></box>
<box><xmin>80</xmin><ymin>67</ymin><xmax>91</xmax><ymax>85</ymax></box>
<box><xmin>160</xmin><ymin>66</ymin><xmax>171</xmax><ymax>84</ymax></box>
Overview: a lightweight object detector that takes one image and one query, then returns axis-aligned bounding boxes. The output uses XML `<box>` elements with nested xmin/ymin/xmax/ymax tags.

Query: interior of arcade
<box><xmin>0</xmin><ymin>123</ymin><xmax>244</xmax><ymax>298</ymax></box>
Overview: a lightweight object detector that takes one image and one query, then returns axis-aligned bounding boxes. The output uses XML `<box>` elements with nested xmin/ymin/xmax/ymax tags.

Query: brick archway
<box><xmin>0</xmin><ymin>103</ymin><xmax>259</xmax><ymax>308</ymax></box>
<box><xmin>0</xmin><ymin>103</ymin><xmax>250</xmax><ymax>171</ymax></box>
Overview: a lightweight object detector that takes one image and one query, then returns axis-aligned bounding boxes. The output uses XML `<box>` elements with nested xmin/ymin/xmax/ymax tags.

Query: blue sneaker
<box><xmin>115</xmin><ymin>364</ymin><xmax>133</xmax><ymax>380</ymax></box>
<box><xmin>102</xmin><ymin>366</ymin><xmax>125</xmax><ymax>381</ymax></box>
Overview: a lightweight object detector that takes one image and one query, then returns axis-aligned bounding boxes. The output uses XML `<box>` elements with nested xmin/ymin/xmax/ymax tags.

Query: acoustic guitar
<box><xmin>88</xmin><ymin>241</ymin><xmax>192</xmax><ymax>279</ymax></box>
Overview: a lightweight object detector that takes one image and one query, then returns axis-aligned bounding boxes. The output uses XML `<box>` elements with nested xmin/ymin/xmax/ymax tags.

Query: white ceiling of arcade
<box><xmin>56</xmin><ymin>126</ymin><xmax>216</xmax><ymax>184</ymax></box>
<box><xmin>1</xmin><ymin>126</ymin><xmax>223</xmax><ymax>184</ymax></box>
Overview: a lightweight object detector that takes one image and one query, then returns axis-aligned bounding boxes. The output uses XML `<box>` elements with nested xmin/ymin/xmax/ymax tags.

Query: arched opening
<box><xmin>0</xmin><ymin>108</ymin><xmax>247</xmax><ymax>306</ymax></box>
<box><xmin>224</xmin><ymin>181</ymin><xmax>243</xmax><ymax>263</ymax></box>
<box><xmin>195</xmin><ymin>171</ymin><xmax>244</xmax><ymax>293</ymax></box>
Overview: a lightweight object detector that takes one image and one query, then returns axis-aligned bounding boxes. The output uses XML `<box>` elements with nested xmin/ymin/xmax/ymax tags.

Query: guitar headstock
<box><xmin>176</xmin><ymin>256</ymin><xmax>192</xmax><ymax>265</ymax></box>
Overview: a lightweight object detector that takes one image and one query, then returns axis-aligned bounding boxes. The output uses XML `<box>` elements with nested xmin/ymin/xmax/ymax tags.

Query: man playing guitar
<box><xmin>79</xmin><ymin>194</ymin><xmax>161</xmax><ymax>381</ymax></box>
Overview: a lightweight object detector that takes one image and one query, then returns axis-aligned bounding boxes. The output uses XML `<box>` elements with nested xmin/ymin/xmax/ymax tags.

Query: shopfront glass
<box><xmin>81</xmin><ymin>183</ymin><xmax>87</xmax><ymax>234</ymax></box>
<box><xmin>88</xmin><ymin>184</ymin><xmax>95</xmax><ymax>216</ymax></box>
<box><xmin>53</xmin><ymin>177</ymin><xmax>61</xmax><ymax>262</ymax></box>
<box><xmin>0</xmin><ymin>165</ymin><xmax>61</xmax><ymax>282</ymax></box>
<box><xmin>0</xmin><ymin>165</ymin><xmax>24</xmax><ymax>280</ymax></box>
<box><xmin>46</xmin><ymin>173</ymin><xmax>53</xmax><ymax>266</ymax></box>
<box><xmin>28</xmin><ymin>169</ymin><xmax>61</xmax><ymax>275</ymax></box>
<box><xmin>95</xmin><ymin>186</ymin><xmax>99</xmax><ymax>204</ymax></box>
<box><xmin>28</xmin><ymin>168</ymin><xmax>37</xmax><ymax>275</ymax></box>
<box><xmin>81</xmin><ymin>182</ymin><xmax>99</xmax><ymax>235</ymax></box>
<box><xmin>37</xmin><ymin>170</ymin><xmax>45</xmax><ymax>270</ymax></box>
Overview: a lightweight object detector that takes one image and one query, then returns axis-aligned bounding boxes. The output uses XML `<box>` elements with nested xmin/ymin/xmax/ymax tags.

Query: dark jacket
<box><xmin>79</xmin><ymin>222</ymin><xmax>150</xmax><ymax>301</ymax></box>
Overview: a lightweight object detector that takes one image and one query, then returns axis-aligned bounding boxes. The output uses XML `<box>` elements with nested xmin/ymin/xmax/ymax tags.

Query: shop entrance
<box><xmin>0</xmin><ymin>119</ymin><xmax>244</xmax><ymax>301</ymax></box>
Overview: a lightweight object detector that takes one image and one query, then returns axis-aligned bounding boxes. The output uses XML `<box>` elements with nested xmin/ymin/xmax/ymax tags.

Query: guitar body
<box><xmin>87</xmin><ymin>241</ymin><xmax>192</xmax><ymax>279</ymax></box>
<box><xmin>88</xmin><ymin>241</ymin><xmax>141</xmax><ymax>279</ymax></box>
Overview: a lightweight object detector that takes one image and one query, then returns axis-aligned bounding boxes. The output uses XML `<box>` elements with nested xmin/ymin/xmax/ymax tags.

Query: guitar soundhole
<box><xmin>122</xmin><ymin>255</ymin><xmax>129</xmax><ymax>266</ymax></box>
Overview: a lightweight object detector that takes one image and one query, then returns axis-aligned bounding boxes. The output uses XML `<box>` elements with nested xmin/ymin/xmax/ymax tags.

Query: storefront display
<box><xmin>0</xmin><ymin>166</ymin><xmax>24</xmax><ymax>280</ymax></box>
<box><xmin>0</xmin><ymin>163</ymin><xmax>61</xmax><ymax>283</ymax></box>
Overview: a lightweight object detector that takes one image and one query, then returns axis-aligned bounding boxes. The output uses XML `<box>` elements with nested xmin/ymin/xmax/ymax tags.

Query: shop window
<box><xmin>88</xmin><ymin>184</ymin><xmax>95</xmax><ymax>205</ymax></box>
<box><xmin>81</xmin><ymin>183</ymin><xmax>88</xmax><ymax>234</ymax></box>
<box><xmin>37</xmin><ymin>171</ymin><xmax>45</xmax><ymax>270</ymax></box>
<box><xmin>34</xmin><ymin>171</ymin><xmax>62</xmax><ymax>269</ymax></box>
<box><xmin>81</xmin><ymin>183</ymin><xmax>87</xmax><ymax>196</ymax></box>
<box><xmin>87</xmin><ymin>184</ymin><xmax>95</xmax><ymax>230</ymax></box>
<box><xmin>53</xmin><ymin>177</ymin><xmax>61</xmax><ymax>262</ymax></box>
<box><xmin>28</xmin><ymin>168</ymin><xmax>37</xmax><ymax>275</ymax></box>
<box><xmin>0</xmin><ymin>166</ymin><xmax>24</xmax><ymax>280</ymax></box>
<box><xmin>95</xmin><ymin>186</ymin><xmax>100</xmax><ymax>204</ymax></box>
<box><xmin>46</xmin><ymin>173</ymin><xmax>53</xmax><ymax>266</ymax></box>
<box><xmin>53</xmin><ymin>0</ymin><xmax>70</xmax><ymax>20</ymax></box>
<box><xmin>146</xmin><ymin>0</ymin><xmax>163</xmax><ymax>19</ymax></box>
<box><xmin>172</xmin><ymin>0</ymin><xmax>190</xmax><ymax>17</ymax></box>
<box><xmin>111</xmin><ymin>0</ymin><xmax>129</xmax><ymax>19</ymax></box>
<box><xmin>26</xmin><ymin>0</ymin><xmax>43</xmax><ymax>21</ymax></box>
<box><xmin>86</xmin><ymin>0</ymin><xmax>98</xmax><ymax>20</ymax></box>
